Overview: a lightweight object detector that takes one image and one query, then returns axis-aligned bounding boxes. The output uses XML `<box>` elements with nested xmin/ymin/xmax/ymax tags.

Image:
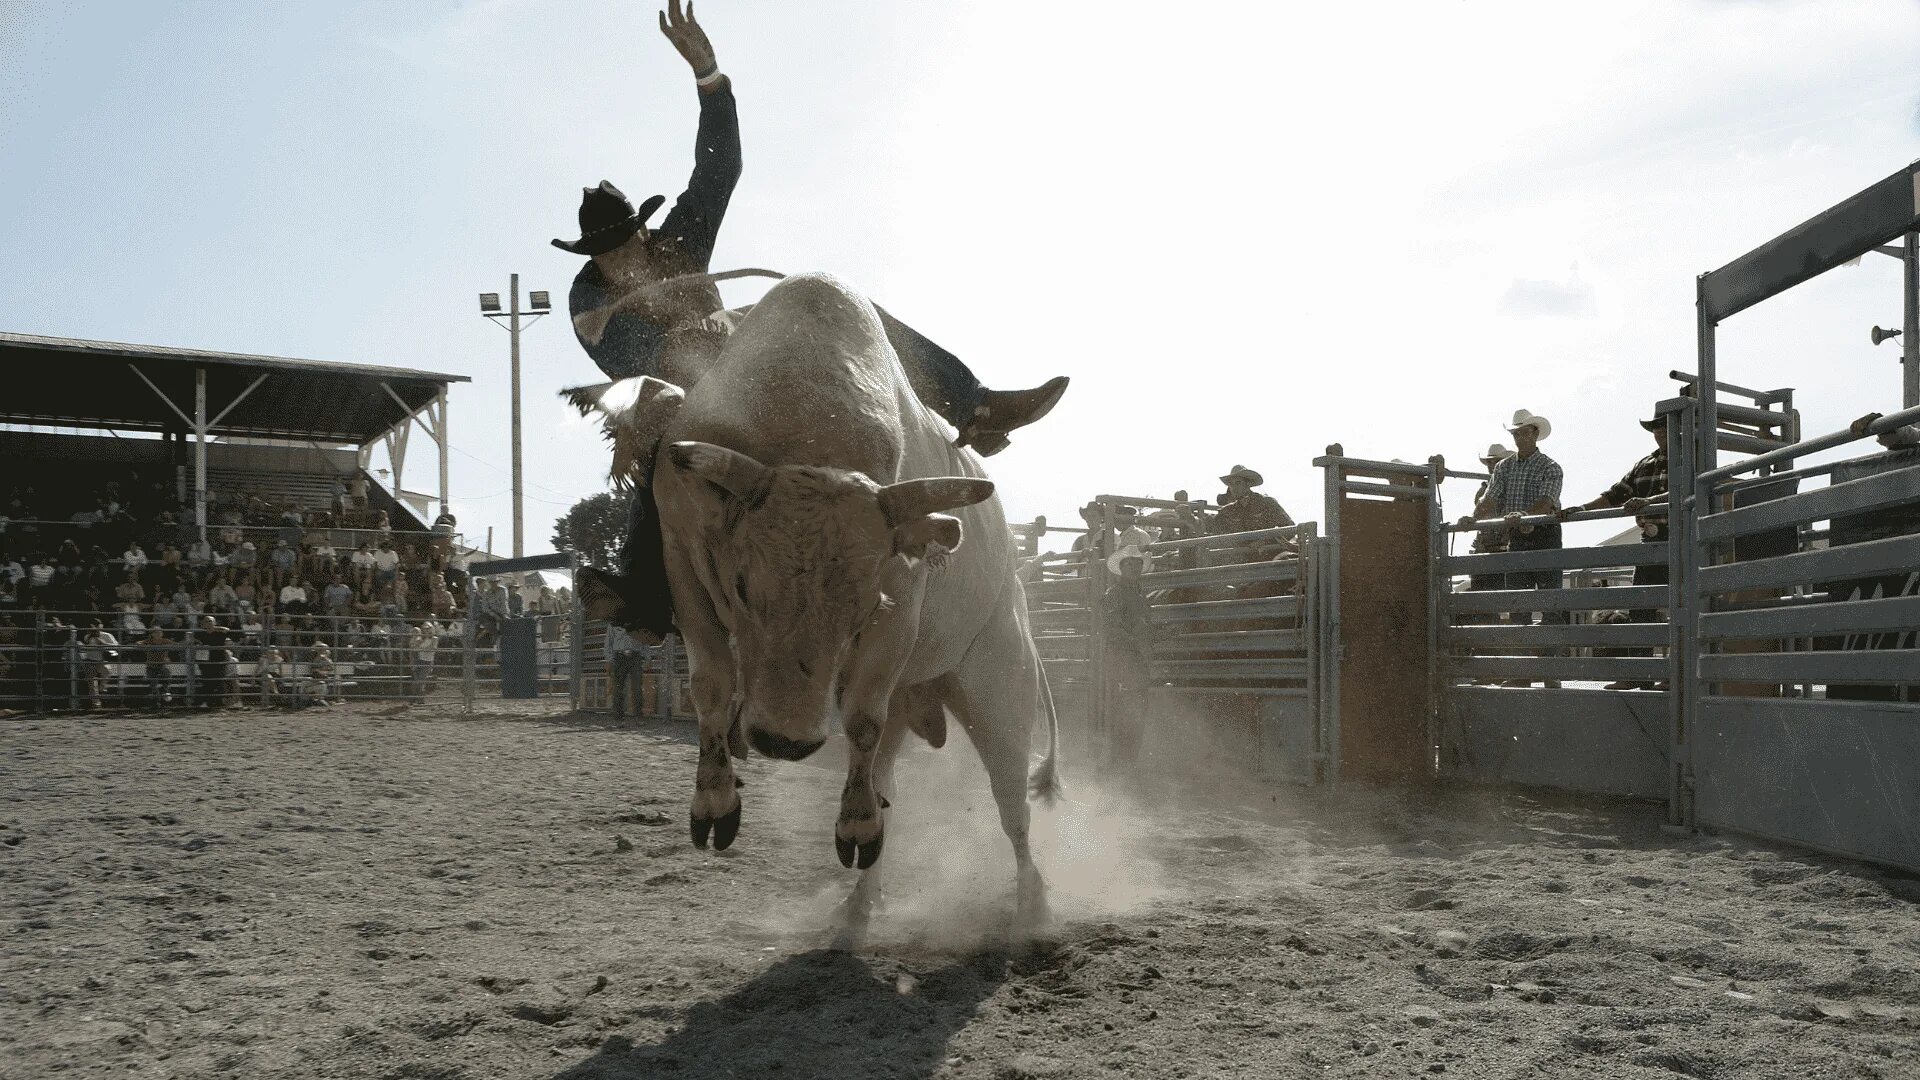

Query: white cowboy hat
<box><xmin>1505</xmin><ymin>409</ymin><xmax>1551</xmax><ymax>441</ymax></box>
<box><xmin>1107</xmin><ymin>544</ymin><xmax>1152</xmax><ymax>575</ymax></box>
<box><xmin>1480</xmin><ymin>442</ymin><xmax>1514</xmax><ymax>463</ymax></box>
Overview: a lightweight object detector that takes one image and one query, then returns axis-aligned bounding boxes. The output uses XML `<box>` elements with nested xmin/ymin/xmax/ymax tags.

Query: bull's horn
<box><xmin>877</xmin><ymin>477</ymin><xmax>995</xmax><ymax>526</ymax></box>
<box><xmin>667</xmin><ymin>441</ymin><xmax>771</xmax><ymax>496</ymax></box>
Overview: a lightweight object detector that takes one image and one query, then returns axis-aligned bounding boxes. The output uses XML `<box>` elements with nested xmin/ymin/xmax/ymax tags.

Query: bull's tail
<box><xmin>1027</xmin><ymin>658</ymin><xmax>1065</xmax><ymax>805</ymax></box>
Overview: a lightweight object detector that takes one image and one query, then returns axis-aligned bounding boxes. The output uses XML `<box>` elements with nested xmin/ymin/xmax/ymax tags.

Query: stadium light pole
<box><xmin>479</xmin><ymin>277</ymin><xmax>550</xmax><ymax>557</ymax></box>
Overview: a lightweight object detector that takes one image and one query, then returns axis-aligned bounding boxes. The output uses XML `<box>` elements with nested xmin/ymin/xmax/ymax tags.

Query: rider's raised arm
<box><xmin>656</xmin><ymin>0</ymin><xmax>740</xmax><ymax>267</ymax></box>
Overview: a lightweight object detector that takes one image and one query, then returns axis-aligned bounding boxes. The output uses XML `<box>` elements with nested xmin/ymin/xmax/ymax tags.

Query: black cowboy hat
<box><xmin>1638</xmin><ymin>416</ymin><xmax>1663</xmax><ymax>432</ymax></box>
<box><xmin>552</xmin><ymin>181</ymin><xmax>666</xmax><ymax>256</ymax></box>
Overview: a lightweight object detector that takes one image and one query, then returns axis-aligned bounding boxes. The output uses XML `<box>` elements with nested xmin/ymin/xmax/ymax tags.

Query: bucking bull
<box><xmin>574</xmin><ymin>272</ymin><xmax>1062</xmax><ymax>930</ymax></box>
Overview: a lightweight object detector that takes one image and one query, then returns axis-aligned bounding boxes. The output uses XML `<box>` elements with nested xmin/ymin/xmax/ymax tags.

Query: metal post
<box><xmin>1695</xmin><ymin>278</ymin><xmax>1719</xmax><ymax>481</ymax></box>
<box><xmin>1424</xmin><ymin>456</ymin><xmax>1445</xmax><ymax>779</ymax></box>
<box><xmin>1665</xmin><ymin>401</ymin><xmax>1698</xmax><ymax>830</ymax></box>
<box><xmin>462</xmin><ymin>577</ymin><xmax>477</xmax><ymax>715</ymax></box>
<box><xmin>1087</xmin><ymin>502</ymin><xmax>1113</xmax><ymax>766</ymax></box>
<box><xmin>1318</xmin><ymin>448</ymin><xmax>1345</xmax><ymax>787</ymax></box>
<box><xmin>194</xmin><ymin>366</ymin><xmax>208</xmax><ymax>542</ymax></box>
<box><xmin>437</xmin><ymin>385</ymin><xmax>451</xmax><ymax>517</ymax></box>
<box><xmin>31</xmin><ymin>611</ymin><xmax>44</xmax><ymax>712</ymax></box>
<box><xmin>509</xmin><ymin>273</ymin><xmax>524</xmax><ymax>558</ymax></box>
<box><xmin>1904</xmin><ymin>231</ymin><xmax>1918</xmax><ymax>409</ymax></box>
<box><xmin>567</xmin><ymin>552</ymin><xmax>583</xmax><ymax>713</ymax></box>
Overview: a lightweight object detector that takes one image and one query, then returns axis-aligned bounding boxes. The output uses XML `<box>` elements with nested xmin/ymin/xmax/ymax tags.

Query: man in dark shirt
<box><xmin>1101</xmin><ymin>554</ymin><xmax>1158</xmax><ymax>766</ymax></box>
<box><xmin>558</xmin><ymin>3</ymin><xmax>1068</xmax><ymax>637</ymax></box>
<box><xmin>1564</xmin><ymin>413</ymin><xmax>1669</xmax><ymax>688</ymax></box>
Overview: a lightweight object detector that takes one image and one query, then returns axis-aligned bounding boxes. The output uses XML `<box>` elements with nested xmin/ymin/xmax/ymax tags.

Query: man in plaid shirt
<box><xmin>1565</xmin><ymin>414</ymin><xmax>1669</xmax><ymax>688</ymax></box>
<box><xmin>1475</xmin><ymin>410</ymin><xmax>1565</xmax><ymax>682</ymax></box>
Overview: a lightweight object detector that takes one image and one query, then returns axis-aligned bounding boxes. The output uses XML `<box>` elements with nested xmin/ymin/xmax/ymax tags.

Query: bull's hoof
<box><xmin>835</xmin><ymin>830</ymin><xmax>884</xmax><ymax>870</ymax></box>
<box><xmin>691</xmin><ymin>798</ymin><xmax>742</xmax><ymax>850</ymax></box>
<box><xmin>712</xmin><ymin>802</ymin><xmax>742</xmax><ymax>850</ymax></box>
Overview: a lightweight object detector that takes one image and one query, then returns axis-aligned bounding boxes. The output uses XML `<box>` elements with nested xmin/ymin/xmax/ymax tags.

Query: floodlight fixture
<box><xmin>529</xmin><ymin>291</ymin><xmax>551</xmax><ymax>311</ymax></box>
<box><xmin>479</xmin><ymin>293</ymin><xmax>502</xmax><ymax>313</ymax></box>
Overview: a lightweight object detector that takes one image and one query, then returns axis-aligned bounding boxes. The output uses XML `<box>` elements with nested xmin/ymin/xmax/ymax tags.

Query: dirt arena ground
<box><xmin>4</xmin><ymin>699</ymin><xmax>1918</xmax><ymax>1079</ymax></box>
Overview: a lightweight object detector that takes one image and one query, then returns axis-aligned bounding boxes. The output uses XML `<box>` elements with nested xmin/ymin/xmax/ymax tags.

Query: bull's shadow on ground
<box><xmin>550</xmin><ymin>948</ymin><xmax>1008</xmax><ymax>1080</ymax></box>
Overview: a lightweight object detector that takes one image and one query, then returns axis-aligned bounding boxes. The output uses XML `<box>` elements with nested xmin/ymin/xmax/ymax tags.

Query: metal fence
<box><xmin>1018</xmin><ymin>495</ymin><xmax>1323</xmax><ymax>778</ymax></box>
<box><xmin>0</xmin><ymin>610</ymin><xmax>473</xmax><ymax>711</ymax></box>
<box><xmin>1433</xmin><ymin>399</ymin><xmax>1920</xmax><ymax>871</ymax></box>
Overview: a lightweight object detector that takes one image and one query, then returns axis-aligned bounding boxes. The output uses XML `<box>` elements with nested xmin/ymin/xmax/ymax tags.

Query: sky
<box><xmin>3</xmin><ymin>0</ymin><xmax>1919</xmax><ymax>555</ymax></box>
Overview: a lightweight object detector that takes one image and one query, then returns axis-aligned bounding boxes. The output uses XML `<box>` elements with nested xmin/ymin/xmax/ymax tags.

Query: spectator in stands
<box><xmin>115</xmin><ymin>602</ymin><xmax>145</xmax><ymax>636</ymax></box>
<box><xmin>323</xmin><ymin>577</ymin><xmax>352</xmax><ymax>620</ymax></box>
<box><xmin>268</xmin><ymin>539</ymin><xmax>296</xmax><ymax>590</ymax></box>
<box><xmin>423</xmin><ymin>573</ymin><xmax>450</xmax><ymax>617</ymax></box>
<box><xmin>374</xmin><ymin>511</ymin><xmax>393</xmax><ymax>541</ymax></box>
<box><xmin>1476</xmin><ymin>409</ymin><xmax>1565</xmax><ymax>686</ymax></box>
<box><xmin>230</xmin><ymin>540</ymin><xmax>257</xmax><ymax>583</ymax></box>
<box><xmin>122</xmin><ymin>541</ymin><xmax>149</xmax><ymax>580</ymax></box>
<box><xmin>27</xmin><ymin>554</ymin><xmax>54</xmax><ymax>601</ymax></box>
<box><xmin>1</xmin><ymin>553</ymin><xmax>23</xmax><ymax>591</ymax></box>
<box><xmin>1562</xmin><ymin>412</ymin><xmax>1669</xmax><ymax>690</ymax></box>
<box><xmin>306</xmin><ymin>538</ymin><xmax>337</xmax><ymax>582</ymax></box>
<box><xmin>186</xmin><ymin>537</ymin><xmax>213</xmax><ymax>572</ymax></box>
<box><xmin>233</xmin><ymin>576</ymin><xmax>257</xmax><ymax>614</ymax></box>
<box><xmin>349</xmin><ymin>543</ymin><xmax>375</xmax><ymax>591</ymax></box>
<box><xmin>605</xmin><ymin>623</ymin><xmax>641</xmax><ymax>720</ymax></box>
<box><xmin>330</xmin><ymin>479</ymin><xmax>348</xmax><ymax>523</ymax></box>
<box><xmin>1102</xmin><ymin>552</ymin><xmax>1159</xmax><ymax>766</ymax></box>
<box><xmin>0</xmin><ymin>578</ymin><xmax>18</xmax><ymax>616</ymax></box>
<box><xmin>114</xmin><ymin>572</ymin><xmax>145</xmax><ymax>607</ymax></box>
<box><xmin>208</xmin><ymin>578</ymin><xmax>239</xmax><ymax>614</ymax></box>
<box><xmin>447</xmin><ymin>548</ymin><xmax>470</xmax><ymax>590</ymax></box>
<box><xmin>373</xmin><ymin>542</ymin><xmax>400</xmax><ymax>590</ymax></box>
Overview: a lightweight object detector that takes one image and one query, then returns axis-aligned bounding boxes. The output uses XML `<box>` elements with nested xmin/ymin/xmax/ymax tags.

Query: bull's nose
<box><xmin>748</xmin><ymin>727</ymin><xmax>825</xmax><ymax>761</ymax></box>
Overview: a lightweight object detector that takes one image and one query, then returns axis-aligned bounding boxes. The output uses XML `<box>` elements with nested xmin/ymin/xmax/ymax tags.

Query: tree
<box><xmin>552</xmin><ymin>490</ymin><xmax>634</xmax><ymax>570</ymax></box>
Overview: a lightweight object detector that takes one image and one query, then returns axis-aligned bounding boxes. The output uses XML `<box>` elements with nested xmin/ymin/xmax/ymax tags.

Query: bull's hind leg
<box><xmin>949</xmin><ymin>620</ymin><xmax>1051</xmax><ymax>930</ymax></box>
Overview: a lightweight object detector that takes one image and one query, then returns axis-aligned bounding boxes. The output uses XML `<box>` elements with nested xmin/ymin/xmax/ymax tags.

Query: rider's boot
<box><xmin>954</xmin><ymin>376</ymin><xmax>1069</xmax><ymax>457</ymax></box>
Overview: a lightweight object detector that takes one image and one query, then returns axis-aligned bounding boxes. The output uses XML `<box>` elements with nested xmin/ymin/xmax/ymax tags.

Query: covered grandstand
<box><xmin>0</xmin><ymin>332</ymin><xmax>467</xmax><ymax>534</ymax></box>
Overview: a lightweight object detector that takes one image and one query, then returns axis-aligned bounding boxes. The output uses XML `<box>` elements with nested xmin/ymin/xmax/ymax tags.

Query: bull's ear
<box><xmin>667</xmin><ymin>441</ymin><xmax>770</xmax><ymax>497</ymax></box>
<box><xmin>893</xmin><ymin>513</ymin><xmax>963</xmax><ymax>562</ymax></box>
<box><xmin>876</xmin><ymin>477</ymin><xmax>994</xmax><ymax>527</ymax></box>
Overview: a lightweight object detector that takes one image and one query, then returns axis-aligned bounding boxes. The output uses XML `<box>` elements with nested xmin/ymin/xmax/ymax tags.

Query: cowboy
<box><xmin>1101</xmin><ymin>552</ymin><xmax>1159</xmax><ymax>766</ymax></box>
<box><xmin>559</xmin><ymin>2</ymin><xmax>1067</xmax><ymax>454</ymax></box>
<box><xmin>559</xmin><ymin>3</ymin><xmax>1068</xmax><ymax>633</ymax></box>
<box><xmin>1211</xmin><ymin>466</ymin><xmax>1292</xmax><ymax>536</ymax></box>
<box><xmin>1209</xmin><ymin>465</ymin><xmax>1293</xmax><ymax>561</ymax></box>
<box><xmin>1476</xmin><ymin>409</ymin><xmax>1565</xmax><ymax>682</ymax></box>
<box><xmin>1461</xmin><ymin>442</ymin><xmax>1517</xmax><ymax>580</ymax></box>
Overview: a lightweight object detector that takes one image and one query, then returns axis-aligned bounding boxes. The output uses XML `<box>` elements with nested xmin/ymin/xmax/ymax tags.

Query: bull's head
<box><xmin>666</xmin><ymin>440</ymin><xmax>993</xmax><ymax>760</ymax></box>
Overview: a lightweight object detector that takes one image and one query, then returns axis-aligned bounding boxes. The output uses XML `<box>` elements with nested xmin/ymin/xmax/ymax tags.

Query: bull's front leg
<box><xmin>690</xmin><ymin>690</ymin><xmax>743</xmax><ymax>850</ymax></box>
<box><xmin>833</xmin><ymin>703</ymin><xmax>886</xmax><ymax>869</ymax></box>
<box><xmin>681</xmin><ymin>623</ymin><xmax>742</xmax><ymax>851</ymax></box>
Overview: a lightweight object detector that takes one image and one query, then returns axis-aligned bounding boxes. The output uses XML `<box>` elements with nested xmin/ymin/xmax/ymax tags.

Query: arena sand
<box><xmin>3</xmin><ymin>699</ymin><xmax>1918</xmax><ymax>1079</ymax></box>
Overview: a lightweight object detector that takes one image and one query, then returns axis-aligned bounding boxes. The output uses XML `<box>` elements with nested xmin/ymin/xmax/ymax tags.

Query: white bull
<box><xmin>639</xmin><ymin>271</ymin><xmax>1061</xmax><ymax>928</ymax></box>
